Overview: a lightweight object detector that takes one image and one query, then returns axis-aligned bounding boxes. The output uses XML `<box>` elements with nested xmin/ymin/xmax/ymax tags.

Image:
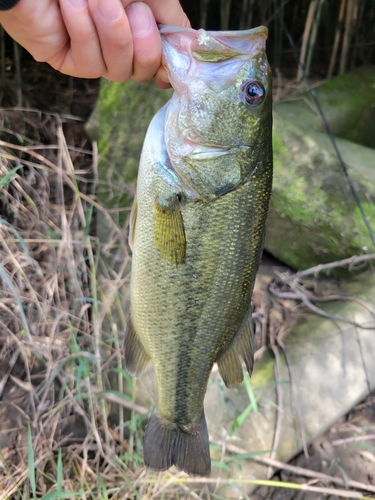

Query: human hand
<box><xmin>0</xmin><ymin>0</ymin><xmax>190</xmax><ymax>87</ymax></box>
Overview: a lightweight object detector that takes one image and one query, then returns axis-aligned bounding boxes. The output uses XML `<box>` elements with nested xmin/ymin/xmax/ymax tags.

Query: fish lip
<box><xmin>159</xmin><ymin>25</ymin><xmax>268</xmax><ymax>39</ymax></box>
<box><xmin>188</xmin><ymin>145</ymin><xmax>250</xmax><ymax>158</ymax></box>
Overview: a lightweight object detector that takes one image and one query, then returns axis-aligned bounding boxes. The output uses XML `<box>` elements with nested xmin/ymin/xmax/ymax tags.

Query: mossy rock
<box><xmin>267</xmin><ymin>66</ymin><xmax>375</xmax><ymax>270</ymax></box>
<box><xmin>91</xmin><ymin>79</ymin><xmax>172</xmax><ymax>229</ymax></box>
<box><xmin>275</xmin><ymin>65</ymin><xmax>375</xmax><ymax>149</ymax></box>
<box><xmin>89</xmin><ymin>66</ymin><xmax>375</xmax><ymax>270</ymax></box>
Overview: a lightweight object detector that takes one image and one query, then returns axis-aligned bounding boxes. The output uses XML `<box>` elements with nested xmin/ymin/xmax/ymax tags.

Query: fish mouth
<box><xmin>159</xmin><ymin>25</ymin><xmax>268</xmax><ymax>39</ymax></box>
<box><xmin>160</xmin><ymin>25</ymin><xmax>268</xmax><ymax>63</ymax></box>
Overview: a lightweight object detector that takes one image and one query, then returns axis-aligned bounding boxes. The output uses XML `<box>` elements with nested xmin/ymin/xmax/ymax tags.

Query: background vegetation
<box><xmin>0</xmin><ymin>0</ymin><xmax>374</xmax><ymax>498</ymax></box>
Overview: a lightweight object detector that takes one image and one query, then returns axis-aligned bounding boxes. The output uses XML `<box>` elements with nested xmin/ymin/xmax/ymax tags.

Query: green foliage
<box><xmin>0</xmin><ymin>164</ymin><xmax>22</xmax><ymax>189</ymax></box>
<box><xmin>231</xmin><ymin>372</ymin><xmax>261</xmax><ymax>435</ymax></box>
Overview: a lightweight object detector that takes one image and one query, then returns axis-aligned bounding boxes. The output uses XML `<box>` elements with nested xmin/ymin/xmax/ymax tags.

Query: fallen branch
<box><xmin>282</xmin><ymin>254</ymin><xmax>375</xmax><ymax>281</ymax></box>
<box><xmin>332</xmin><ymin>434</ymin><xmax>375</xmax><ymax>446</ymax></box>
<box><xmin>139</xmin><ymin>474</ymin><xmax>371</xmax><ymax>499</ymax></box>
<box><xmin>269</xmin><ymin>281</ymin><xmax>375</xmax><ymax>329</ymax></box>
<box><xmin>213</xmin><ymin>439</ymin><xmax>375</xmax><ymax>494</ymax></box>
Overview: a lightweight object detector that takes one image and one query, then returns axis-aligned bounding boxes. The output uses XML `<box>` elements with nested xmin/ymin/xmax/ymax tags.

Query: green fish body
<box><xmin>125</xmin><ymin>26</ymin><xmax>273</xmax><ymax>476</ymax></box>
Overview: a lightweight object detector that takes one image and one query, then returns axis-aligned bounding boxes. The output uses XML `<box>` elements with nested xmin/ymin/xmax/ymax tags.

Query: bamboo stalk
<box><xmin>350</xmin><ymin>0</ymin><xmax>365</xmax><ymax>70</ymax></box>
<box><xmin>12</xmin><ymin>40</ymin><xmax>22</xmax><ymax>107</ymax></box>
<box><xmin>245</xmin><ymin>0</ymin><xmax>255</xmax><ymax>29</ymax></box>
<box><xmin>339</xmin><ymin>0</ymin><xmax>357</xmax><ymax>74</ymax></box>
<box><xmin>327</xmin><ymin>0</ymin><xmax>347</xmax><ymax>78</ymax></box>
<box><xmin>292</xmin><ymin>0</ymin><xmax>299</xmax><ymax>27</ymax></box>
<box><xmin>199</xmin><ymin>0</ymin><xmax>209</xmax><ymax>29</ymax></box>
<box><xmin>258</xmin><ymin>0</ymin><xmax>269</xmax><ymax>26</ymax></box>
<box><xmin>220</xmin><ymin>0</ymin><xmax>232</xmax><ymax>31</ymax></box>
<box><xmin>369</xmin><ymin>1</ymin><xmax>375</xmax><ymax>62</ymax></box>
<box><xmin>0</xmin><ymin>26</ymin><xmax>5</xmax><ymax>78</ymax></box>
<box><xmin>239</xmin><ymin>0</ymin><xmax>249</xmax><ymax>30</ymax></box>
<box><xmin>305</xmin><ymin>0</ymin><xmax>326</xmax><ymax>77</ymax></box>
<box><xmin>273</xmin><ymin>0</ymin><xmax>284</xmax><ymax>71</ymax></box>
<box><xmin>297</xmin><ymin>0</ymin><xmax>318</xmax><ymax>81</ymax></box>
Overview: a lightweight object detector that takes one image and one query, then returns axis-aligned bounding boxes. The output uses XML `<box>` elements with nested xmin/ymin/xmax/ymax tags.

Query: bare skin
<box><xmin>0</xmin><ymin>0</ymin><xmax>190</xmax><ymax>87</ymax></box>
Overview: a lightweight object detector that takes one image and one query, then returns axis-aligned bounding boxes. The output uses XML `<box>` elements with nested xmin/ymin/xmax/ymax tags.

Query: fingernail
<box><xmin>126</xmin><ymin>2</ymin><xmax>153</xmax><ymax>36</ymax></box>
<box><xmin>68</xmin><ymin>0</ymin><xmax>88</xmax><ymax>9</ymax></box>
<box><xmin>99</xmin><ymin>0</ymin><xmax>123</xmax><ymax>22</ymax></box>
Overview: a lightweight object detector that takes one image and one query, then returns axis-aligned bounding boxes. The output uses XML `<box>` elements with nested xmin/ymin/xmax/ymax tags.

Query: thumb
<box><xmin>123</xmin><ymin>0</ymin><xmax>190</xmax><ymax>28</ymax></box>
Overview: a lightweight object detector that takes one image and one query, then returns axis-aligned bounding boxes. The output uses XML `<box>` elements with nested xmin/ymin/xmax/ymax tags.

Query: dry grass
<box><xmin>0</xmin><ymin>108</ymin><xmax>276</xmax><ymax>500</ymax></box>
<box><xmin>0</xmin><ymin>109</ymin><xmax>149</xmax><ymax>499</ymax></box>
<box><xmin>0</xmin><ymin>107</ymin><xmax>374</xmax><ymax>499</ymax></box>
<box><xmin>0</xmin><ymin>2</ymin><xmax>374</xmax><ymax>495</ymax></box>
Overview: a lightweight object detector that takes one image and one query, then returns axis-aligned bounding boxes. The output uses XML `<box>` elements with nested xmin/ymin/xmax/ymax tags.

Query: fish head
<box><xmin>160</xmin><ymin>25</ymin><xmax>272</xmax><ymax>177</ymax></box>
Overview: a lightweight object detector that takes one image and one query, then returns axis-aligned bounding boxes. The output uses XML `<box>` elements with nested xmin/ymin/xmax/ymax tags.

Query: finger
<box><xmin>154</xmin><ymin>65</ymin><xmax>171</xmax><ymax>89</ymax></box>
<box><xmin>120</xmin><ymin>0</ymin><xmax>190</xmax><ymax>86</ymax></box>
<box><xmin>126</xmin><ymin>2</ymin><xmax>160</xmax><ymax>83</ymax></box>
<box><xmin>57</xmin><ymin>0</ymin><xmax>106</xmax><ymax>78</ymax></box>
<box><xmin>0</xmin><ymin>0</ymin><xmax>69</xmax><ymax>64</ymax></box>
<box><xmin>88</xmin><ymin>0</ymin><xmax>134</xmax><ymax>82</ymax></box>
<box><xmin>142</xmin><ymin>0</ymin><xmax>190</xmax><ymax>28</ymax></box>
<box><xmin>141</xmin><ymin>0</ymin><xmax>190</xmax><ymax>86</ymax></box>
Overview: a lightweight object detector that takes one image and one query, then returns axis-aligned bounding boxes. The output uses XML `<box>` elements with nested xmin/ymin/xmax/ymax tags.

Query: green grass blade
<box><xmin>0</xmin><ymin>164</ymin><xmax>21</xmax><ymax>189</ymax></box>
<box><xmin>40</xmin><ymin>492</ymin><xmax>85</xmax><ymax>500</ymax></box>
<box><xmin>232</xmin><ymin>403</ymin><xmax>252</xmax><ymax>433</ymax></box>
<box><xmin>211</xmin><ymin>461</ymin><xmax>231</xmax><ymax>471</ymax></box>
<box><xmin>83</xmin><ymin>202</ymin><xmax>94</xmax><ymax>240</ymax></box>
<box><xmin>100</xmin><ymin>389</ymin><xmax>133</xmax><ymax>403</ymax></box>
<box><xmin>74</xmin><ymin>297</ymin><xmax>104</xmax><ymax>306</ymax></box>
<box><xmin>0</xmin><ymin>266</ymin><xmax>31</xmax><ymax>338</ymax></box>
<box><xmin>244</xmin><ymin>371</ymin><xmax>258</xmax><ymax>414</ymax></box>
<box><xmin>57</xmin><ymin>448</ymin><xmax>63</xmax><ymax>492</ymax></box>
<box><xmin>27</xmin><ymin>423</ymin><xmax>36</xmax><ymax>498</ymax></box>
<box><xmin>0</xmin><ymin>217</ymin><xmax>31</xmax><ymax>262</ymax></box>
<box><xmin>234</xmin><ymin>449</ymin><xmax>272</xmax><ymax>460</ymax></box>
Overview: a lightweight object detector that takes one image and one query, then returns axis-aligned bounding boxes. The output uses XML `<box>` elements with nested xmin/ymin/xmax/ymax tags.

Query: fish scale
<box><xmin>124</xmin><ymin>25</ymin><xmax>273</xmax><ymax>476</ymax></box>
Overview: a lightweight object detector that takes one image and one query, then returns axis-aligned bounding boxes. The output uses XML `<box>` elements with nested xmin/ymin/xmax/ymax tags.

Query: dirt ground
<box><xmin>254</xmin><ymin>400</ymin><xmax>375</xmax><ymax>499</ymax></box>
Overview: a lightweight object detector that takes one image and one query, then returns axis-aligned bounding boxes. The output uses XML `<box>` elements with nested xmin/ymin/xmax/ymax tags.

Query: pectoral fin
<box><xmin>124</xmin><ymin>314</ymin><xmax>150</xmax><ymax>377</ymax></box>
<box><xmin>217</xmin><ymin>316</ymin><xmax>254</xmax><ymax>388</ymax></box>
<box><xmin>154</xmin><ymin>195</ymin><xmax>186</xmax><ymax>265</ymax></box>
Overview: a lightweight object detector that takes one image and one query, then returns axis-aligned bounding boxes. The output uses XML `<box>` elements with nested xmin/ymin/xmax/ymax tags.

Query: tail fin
<box><xmin>143</xmin><ymin>410</ymin><xmax>211</xmax><ymax>476</ymax></box>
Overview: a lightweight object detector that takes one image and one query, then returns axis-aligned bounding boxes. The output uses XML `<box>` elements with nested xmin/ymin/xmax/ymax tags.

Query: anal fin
<box><xmin>124</xmin><ymin>315</ymin><xmax>150</xmax><ymax>377</ymax></box>
<box><xmin>217</xmin><ymin>348</ymin><xmax>244</xmax><ymax>387</ymax></box>
<box><xmin>154</xmin><ymin>195</ymin><xmax>185</xmax><ymax>265</ymax></box>
<box><xmin>217</xmin><ymin>315</ymin><xmax>254</xmax><ymax>388</ymax></box>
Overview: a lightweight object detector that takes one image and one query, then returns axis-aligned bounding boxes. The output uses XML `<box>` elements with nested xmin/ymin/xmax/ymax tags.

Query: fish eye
<box><xmin>242</xmin><ymin>80</ymin><xmax>265</xmax><ymax>107</ymax></box>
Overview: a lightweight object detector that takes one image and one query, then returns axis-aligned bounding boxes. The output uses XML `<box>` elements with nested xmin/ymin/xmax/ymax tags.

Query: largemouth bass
<box><xmin>125</xmin><ymin>25</ymin><xmax>272</xmax><ymax>476</ymax></box>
